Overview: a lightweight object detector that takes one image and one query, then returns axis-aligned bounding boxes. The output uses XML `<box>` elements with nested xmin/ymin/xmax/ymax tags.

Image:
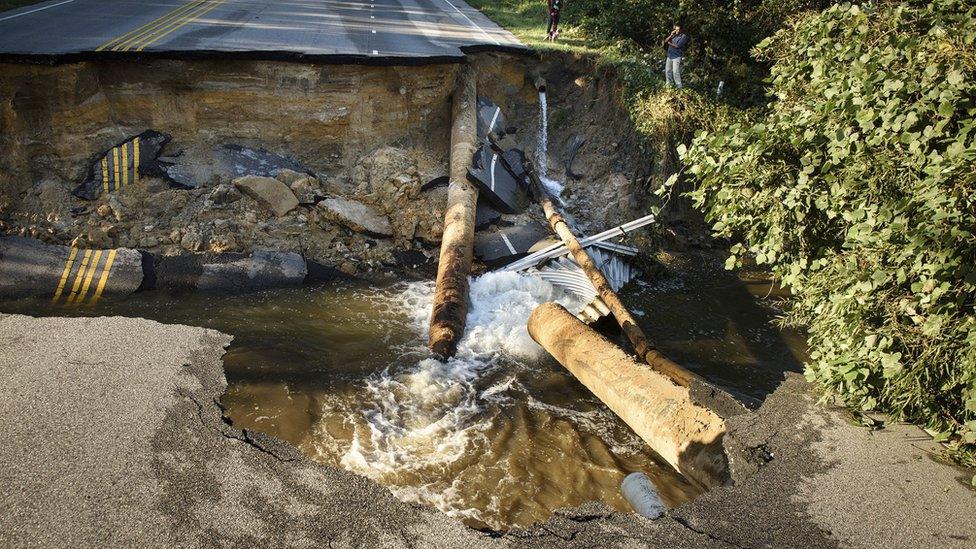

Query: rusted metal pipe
<box><xmin>532</xmin><ymin>74</ymin><xmax>547</xmax><ymax>92</ymax></box>
<box><xmin>429</xmin><ymin>65</ymin><xmax>479</xmax><ymax>358</ymax></box>
<box><xmin>528</xmin><ymin>302</ymin><xmax>730</xmax><ymax>489</ymax></box>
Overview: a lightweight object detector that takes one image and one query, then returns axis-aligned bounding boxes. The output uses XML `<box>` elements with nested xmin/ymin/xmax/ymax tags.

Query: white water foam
<box><xmin>311</xmin><ymin>272</ymin><xmax>584</xmax><ymax>523</ymax></box>
<box><xmin>536</xmin><ymin>91</ymin><xmax>565</xmax><ymax>199</ymax></box>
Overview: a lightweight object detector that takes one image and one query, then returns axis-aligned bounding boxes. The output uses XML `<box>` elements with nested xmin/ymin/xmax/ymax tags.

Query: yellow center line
<box><xmin>116</xmin><ymin>0</ymin><xmax>212</xmax><ymax>52</ymax></box>
<box><xmin>121</xmin><ymin>142</ymin><xmax>129</xmax><ymax>188</ymax></box>
<box><xmin>96</xmin><ymin>0</ymin><xmax>206</xmax><ymax>52</ymax></box>
<box><xmin>112</xmin><ymin>146</ymin><xmax>120</xmax><ymax>191</ymax></box>
<box><xmin>88</xmin><ymin>249</ymin><xmax>118</xmax><ymax>306</ymax></box>
<box><xmin>64</xmin><ymin>249</ymin><xmax>92</xmax><ymax>306</ymax></box>
<box><xmin>51</xmin><ymin>247</ymin><xmax>79</xmax><ymax>304</ymax></box>
<box><xmin>133</xmin><ymin>0</ymin><xmax>225</xmax><ymax>52</ymax></box>
<box><xmin>101</xmin><ymin>157</ymin><xmax>110</xmax><ymax>193</ymax></box>
<box><xmin>74</xmin><ymin>250</ymin><xmax>104</xmax><ymax>306</ymax></box>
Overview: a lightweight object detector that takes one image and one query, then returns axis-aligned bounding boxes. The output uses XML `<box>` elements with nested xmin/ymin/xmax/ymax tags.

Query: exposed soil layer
<box><xmin>0</xmin><ymin>59</ymin><xmax>466</xmax><ymax>270</ymax></box>
<box><xmin>0</xmin><ymin>52</ymin><xmax>656</xmax><ymax>275</ymax></box>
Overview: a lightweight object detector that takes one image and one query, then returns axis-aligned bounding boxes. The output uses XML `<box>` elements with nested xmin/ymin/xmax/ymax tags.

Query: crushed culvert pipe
<box><xmin>0</xmin><ymin>236</ymin><xmax>143</xmax><ymax>305</ymax></box>
<box><xmin>528</xmin><ymin>302</ymin><xmax>730</xmax><ymax>489</ymax></box>
<box><xmin>526</xmin><ymin>168</ymin><xmax>698</xmax><ymax>387</ymax></box>
<box><xmin>429</xmin><ymin>64</ymin><xmax>479</xmax><ymax>359</ymax></box>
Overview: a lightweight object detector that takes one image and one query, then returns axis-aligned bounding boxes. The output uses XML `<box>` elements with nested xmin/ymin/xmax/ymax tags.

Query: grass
<box><xmin>465</xmin><ymin>0</ymin><xmax>605</xmax><ymax>55</ymax></box>
<box><xmin>0</xmin><ymin>0</ymin><xmax>46</xmax><ymax>13</ymax></box>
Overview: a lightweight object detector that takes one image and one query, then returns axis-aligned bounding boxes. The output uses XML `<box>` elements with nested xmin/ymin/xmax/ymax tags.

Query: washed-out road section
<box><xmin>0</xmin><ymin>0</ymin><xmax>525</xmax><ymax>63</ymax></box>
<box><xmin>1</xmin><ymin>312</ymin><xmax>974</xmax><ymax>547</ymax></box>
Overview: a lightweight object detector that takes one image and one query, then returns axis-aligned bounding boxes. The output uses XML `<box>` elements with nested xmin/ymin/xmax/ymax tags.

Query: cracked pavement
<box><xmin>1</xmin><ymin>313</ymin><xmax>973</xmax><ymax>547</ymax></box>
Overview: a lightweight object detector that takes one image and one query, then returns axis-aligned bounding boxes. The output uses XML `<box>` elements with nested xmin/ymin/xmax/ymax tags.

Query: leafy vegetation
<box><xmin>671</xmin><ymin>0</ymin><xmax>976</xmax><ymax>452</ymax></box>
<box><xmin>0</xmin><ymin>0</ymin><xmax>45</xmax><ymax>13</ymax></box>
<box><xmin>467</xmin><ymin>0</ymin><xmax>834</xmax><ymax>197</ymax></box>
<box><xmin>475</xmin><ymin>0</ymin><xmax>976</xmax><ymax>469</ymax></box>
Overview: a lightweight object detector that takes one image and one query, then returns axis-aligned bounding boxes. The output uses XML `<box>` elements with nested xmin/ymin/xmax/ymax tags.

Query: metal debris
<box><xmin>532</xmin><ymin>247</ymin><xmax>639</xmax><ymax>322</ymax></box>
<box><xmin>500</xmin><ymin>214</ymin><xmax>656</xmax><ymax>272</ymax></box>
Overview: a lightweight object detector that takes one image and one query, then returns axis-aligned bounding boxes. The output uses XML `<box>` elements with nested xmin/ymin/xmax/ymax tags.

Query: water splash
<box><xmin>299</xmin><ymin>274</ymin><xmax>698</xmax><ymax>529</ymax></box>
<box><xmin>308</xmin><ymin>272</ymin><xmax>588</xmax><ymax>525</ymax></box>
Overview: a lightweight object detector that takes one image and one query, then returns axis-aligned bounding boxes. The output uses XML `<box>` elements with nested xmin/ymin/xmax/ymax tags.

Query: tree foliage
<box><xmin>672</xmin><ymin>0</ymin><xmax>976</xmax><ymax>446</ymax></box>
<box><xmin>565</xmin><ymin>0</ymin><xmax>831</xmax><ymax>101</ymax></box>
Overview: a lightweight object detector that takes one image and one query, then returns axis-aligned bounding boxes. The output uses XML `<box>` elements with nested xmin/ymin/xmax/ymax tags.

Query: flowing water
<box><xmin>535</xmin><ymin>90</ymin><xmax>565</xmax><ymax>199</ymax></box>
<box><xmin>0</xmin><ymin>272</ymin><xmax>700</xmax><ymax>529</ymax></box>
<box><xmin>0</xmin><ymin>255</ymin><xmax>807</xmax><ymax>529</ymax></box>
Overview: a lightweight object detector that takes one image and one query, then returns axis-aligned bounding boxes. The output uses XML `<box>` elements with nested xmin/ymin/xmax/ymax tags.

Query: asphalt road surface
<box><xmin>0</xmin><ymin>0</ymin><xmax>525</xmax><ymax>63</ymax></box>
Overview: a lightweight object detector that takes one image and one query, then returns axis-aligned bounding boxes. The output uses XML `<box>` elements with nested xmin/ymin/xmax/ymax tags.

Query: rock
<box><xmin>139</xmin><ymin>235</ymin><xmax>160</xmax><ymax>248</ymax></box>
<box><xmin>318</xmin><ymin>197</ymin><xmax>393</xmax><ymax>237</ymax></box>
<box><xmin>233</xmin><ymin>175</ymin><xmax>299</xmax><ymax>217</ymax></box>
<box><xmin>85</xmin><ymin>226</ymin><xmax>115</xmax><ymax>248</ymax></box>
<box><xmin>209</xmin><ymin>234</ymin><xmax>238</xmax><ymax>254</ymax></box>
<box><xmin>96</xmin><ymin>204</ymin><xmax>112</xmax><ymax>218</ymax></box>
<box><xmin>275</xmin><ymin>169</ymin><xmax>306</xmax><ymax>186</ymax></box>
<box><xmin>209</xmin><ymin>183</ymin><xmax>243</xmax><ymax>205</ymax></box>
<box><xmin>353</xmin><ymin>147</ymin><xmax>445</xmax><ymax>244</ymax></box>
<box><xmin>143</xmin><ymin>189</ymin><xmax>189</xmax><ymax>216</ymax></box>
<box><xmin>338</xmin><ymin>261</ymin><xmax>357</xmax><ymax>276</ymax></box>
<box><xmin>180</xmin><ymin>226</ymin><xmax>205</xmax><ymax>252</ymax></box>
<box><xmin>107</xmin><ymin>195</ymin><xmax>127</xmax><ymax>222</ymax></box>
<box><xmin>289</xmin><ymin>176</ymin><xmax>321</xmax><ymax>203</ymax></box>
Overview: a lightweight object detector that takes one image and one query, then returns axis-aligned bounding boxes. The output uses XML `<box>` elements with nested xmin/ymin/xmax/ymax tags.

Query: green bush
<box><xmin>565</xmin><ymin>0</ymin><xmax>830</xmax><ymax>101</ymax></box>
<box><xmin>670</xmin><ymin>0</ymin><xmax>976</xmax><ymax>446</ymax></box>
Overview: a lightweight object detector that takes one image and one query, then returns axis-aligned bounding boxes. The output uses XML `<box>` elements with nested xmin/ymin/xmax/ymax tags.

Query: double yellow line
<box><xmin>52</xmin><ymin>248</ymin><xmax>119</xmax><ymax>307</ymax></box>
<box><xmin>97</xmin><ymin>0</ymin><xmax>226</xmax><ymax>52</ymax></box>
<box><xmin>101</xmin><ymin>137</ymin><xmax>141</xmax><ymax>194</ymax></box>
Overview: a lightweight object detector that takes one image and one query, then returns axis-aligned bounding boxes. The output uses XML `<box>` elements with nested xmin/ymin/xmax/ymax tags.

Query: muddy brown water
<box><xmin>0</xmin><ymin>263</ymin><xmax>807</xmax><ymax>530</ymax></box>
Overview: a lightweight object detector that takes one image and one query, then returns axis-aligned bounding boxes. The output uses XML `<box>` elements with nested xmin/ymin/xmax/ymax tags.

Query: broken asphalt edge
<box><xmin>0</xmin><ymin>44</ymin><xmax>534</xmax><ymax>67</ymax></box>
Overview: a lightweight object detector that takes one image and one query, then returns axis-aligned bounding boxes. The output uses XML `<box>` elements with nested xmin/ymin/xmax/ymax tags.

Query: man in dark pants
<box><xmin>663</xmin><ymin>24</ymin><xmax>688</xmax><ymax>88</ymax></box>
<box><xmin>547</xmin><ymin>0</ymin><xmax>561</xmax><ymax>41</ymax></box>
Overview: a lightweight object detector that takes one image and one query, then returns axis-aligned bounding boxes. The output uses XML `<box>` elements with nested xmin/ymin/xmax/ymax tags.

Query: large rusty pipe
<box><xmin>429</xmin><ymin>65</ymin><xmax>479</xmax><ymax>358</ymax></box>
<box><xmin>528</xmin><ymin>302</ymin><xmax>730</xmax><ymax>489</ymax></box>
<box><xmin>532</xmin><ymin>74</ymin><xmax>547</xmax><ymax>92</ymax></box>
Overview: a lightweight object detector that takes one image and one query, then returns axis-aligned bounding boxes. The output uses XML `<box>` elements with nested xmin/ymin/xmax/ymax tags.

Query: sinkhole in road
<box><xmin>0</xmin><ymin>54</ymin><xmax>809</xmax><ymax>530</ymax></box>
<box><xmin>0</xmin><ymin>262</ymin><xmax>808</xmax><ymax>530</ymax></box>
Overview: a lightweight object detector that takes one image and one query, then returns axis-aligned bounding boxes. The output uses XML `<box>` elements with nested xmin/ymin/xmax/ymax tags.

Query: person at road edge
<box><xmin>663</xmin><ymin>23</ymin><xmax>688</xmax><ymax>88</ymax></box>
<box><xmin>547</xmin><ymin>0</ymin><xmax>562</xmax><ymax>41</ymax></box>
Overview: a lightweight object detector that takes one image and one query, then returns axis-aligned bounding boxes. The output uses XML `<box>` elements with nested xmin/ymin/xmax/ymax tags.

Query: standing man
<box><xmin>547</xmin><ymin>0</ymin><xmax>561</xmax><ymax>41</ymax></box>
<box><xmin>663</xmin><ymin>24</ymin><xmax>688</xmax><ymax>88</ymax></box>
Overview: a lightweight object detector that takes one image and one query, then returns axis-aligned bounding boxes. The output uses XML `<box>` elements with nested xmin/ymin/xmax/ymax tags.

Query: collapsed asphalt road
<box><xmin>1</xmin><ymin>313</ymin><xmax>973</xmax><ymax>547</ymax></box>
<box><xmin>0</xmin><ymin>0</ymin><xmax>525</xmax><ymax>63</ymax></box>
<box><xmin>0</xmin><ymin>314</ymin><xmax>490</xmax><ymax>547</ymax></box>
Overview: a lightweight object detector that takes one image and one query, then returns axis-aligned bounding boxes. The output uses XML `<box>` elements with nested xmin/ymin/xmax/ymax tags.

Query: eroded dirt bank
<box><xmin>1</xmin><ymin>59</ymin><xmax>464</xmax><ymax>271</ymax></box>
<box><xmin>2</xmin><ymin>312</ymin><xmax>973</xmax><ymax>547</ymax></box>
<box><xmin>0</xmin><ymin>53</ymin><xmax>657</xmax><ymax>275</ymax></box>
